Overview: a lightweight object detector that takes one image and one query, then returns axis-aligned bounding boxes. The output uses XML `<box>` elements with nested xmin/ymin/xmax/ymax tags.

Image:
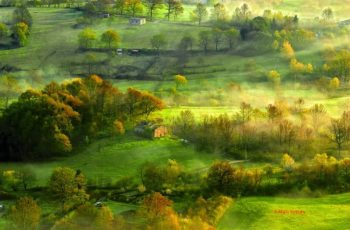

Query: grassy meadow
<box><xmin>218</xmin><ymin>193</ymin><xmax>350</xmax><ymax>230</ymax></box>
<box><xmin>0</xmin><ymin>136</ymin><xmax>226</xmax><ymax>186</ymax></box>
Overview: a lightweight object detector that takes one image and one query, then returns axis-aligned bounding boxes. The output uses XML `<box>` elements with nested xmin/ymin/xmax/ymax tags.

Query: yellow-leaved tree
<box><xmin>8</xmin><ymin>196</ymin><xmax>41</xmax><ymax>230</ymax></box>
<box><xmin>281</xmin><ymin>41</ymin><xmax>295</xmax><ymax>59</ymax></box>
<box><xmin>281</xmin><ymin>153</ymin><xmax>295</xmax><ymax>172</ymax></box>
<box><xmin>329</xmin><ymin>77</ymin><xmax>340</xmax><ymax>90</ymax></box>
<box><xmin>174</xmin><ymin>74</ymin><xmax>188</xmax><ymax>89</ymax></box>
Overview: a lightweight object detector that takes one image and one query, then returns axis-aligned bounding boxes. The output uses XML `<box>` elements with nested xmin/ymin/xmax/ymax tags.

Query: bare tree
<box><xmin>329</xmin><ymin>119</ymin><xmax>347</xmax><ymax>158</ymax></box>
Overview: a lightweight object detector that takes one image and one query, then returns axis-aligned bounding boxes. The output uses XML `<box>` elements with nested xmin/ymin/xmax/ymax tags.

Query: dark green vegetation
<box><xmin>1</xmin><ymin>0</ymin><xmax>350</xmax><ymax>229</ymax></box>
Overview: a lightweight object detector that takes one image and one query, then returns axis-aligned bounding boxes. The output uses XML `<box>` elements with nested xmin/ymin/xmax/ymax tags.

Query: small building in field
<box><xmin>129</xmin><ymin>18</ymin><xmax>146</xmax><ymax>25</ymax></box>
<box><xmin>154</xmin><ymin>126</ymin><xmax>168</xmax><ymax>138</ymax></box>
<box><xmin>134</xmin><ymin>121</ymin><xmax>168</xmax><ymax>138</ymax></box>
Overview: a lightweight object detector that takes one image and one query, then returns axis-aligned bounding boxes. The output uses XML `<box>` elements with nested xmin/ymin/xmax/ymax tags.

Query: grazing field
<box><xmin>218</xmin><ymin>193</ymin><xmax>350</xmax><ymax>230</ymax></box>
<box><xmin>0</xmin><ymin>136</ymin><xmax>225</xmax><ymax>186</ymax></box>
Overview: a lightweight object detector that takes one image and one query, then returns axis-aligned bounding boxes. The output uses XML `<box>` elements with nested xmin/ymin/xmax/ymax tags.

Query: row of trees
<box><xmin>207</xmin><ymin>153</ymin><xmax>350</xmax><ymax>197</ymax></box>
<box><xmin>77</xmin><ymin>27</ymin><xmax>239</xmax><ymax>53</ymax></box>
<box><xmin>0</xmin><ymin>75</ymin><xmax>164</xmax><ymax>160</ymax></box>
<box><xmin>78</xmin><ymin>28</ymin><xmax>121</xmax><ymax>49</ymax></box>
<box><xmin>147</xmin><ymin>28</ymin><xmax>239</xmax><ymax>54</ymax></box>
<box><xmin>172</xmin><ymin>100</ymin><xmax>350</xmax><ymax>160</ymax></box>
<box><xmin>80</xmin><ymin>0</ymin><xmax>184</xmax><ymax>21</ymax></box>
<box><xmin>1</xmin><ymin>0</ymin><xmax>86</xmax><ymax>8</ymax></box>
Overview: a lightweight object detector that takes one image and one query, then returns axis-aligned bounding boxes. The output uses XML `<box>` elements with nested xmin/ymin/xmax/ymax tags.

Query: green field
<box><xmin>218</xmin><ymin>193</ymin><xmax>350</xmax><ymax>230</ymax></box>
<box><xmin>0</xmin><ymin>136</ymin><xmax>225</xmax><ymax>186</ymax></box>
<box><xmin>0</xmin><ymin>6</ymin><xmax>347</xmax><ymax>118</ymax></box>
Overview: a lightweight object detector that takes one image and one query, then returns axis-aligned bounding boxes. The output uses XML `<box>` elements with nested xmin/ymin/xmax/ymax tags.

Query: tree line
<box><xmin>172</xmin><ymin>100</ymin><xmax>350</xmax><ymax>160</ymax></box>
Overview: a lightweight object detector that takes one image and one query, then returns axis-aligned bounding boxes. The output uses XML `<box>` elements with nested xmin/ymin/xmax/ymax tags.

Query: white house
<box><xmin>129</xmin><ymin>18</ymin><xmax>146</xmax><ymax>25</ymax></box>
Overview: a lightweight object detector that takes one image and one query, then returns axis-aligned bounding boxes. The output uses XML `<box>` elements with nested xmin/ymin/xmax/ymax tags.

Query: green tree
<box><xmin>13</xmin><ymin>22</ymin><xmax>30</xmax><ymax>46</ymax></box>
<box><xmin>78</xmin><ymin>28</ymin><xmax>97</xmax><ymax>49</ymax></box>
<box><xmin>198</xmin><ymin>30</ymin><xmax>210</xmax><ymax>52</ymax></box>
<box><xmin>0</xmin><ymin>89</ymin><xmax>78</xmax><ymax>160</ymax></box>
<box><xmin>191</xmin><ymin>3</ymin><xmax>207</xmax><ymax>25</ymax></box>
<box><xmin>17</xmin><ymin>167</ymin><xmax>37</xmax><ymax>190</ymax></box>
<box><xmin>13</xmin><ymin>5</ymin><xmax>33</xmax><ymax>27</ymax></box>
<box><xmin>49</xmin><ymin>167</ymin><xmax>89</xmax><ymax>212</ymax></box>
<box><xmin>172</xmin><ymin>110</ymin><xmax>195</xmax><ymax>140</ymax></box>
<box><xmin>150</xmin><ymin>34</ymin><xmax>166</xmax><ymax>54</ymax></box>
<box><xmin>233</xmin><ymin>3</ymin><xmax>251</xmax><ymax>24</ymax></box>
<box><xmin>211</xmin><ymin>3</ymin><xmax>227</xmax><ymax>22</ymax></box>
<box><xmin>84</xmin><ymin>53</ymin><xmax>97</xmax><ymax>75</ymax></box>
<box><xmin>7</xmin><ymin>196</ymin><xmax>41</xmax><ymax>230</ymax></box>
<box><xmin>207</xmin><ymin>161</ymin><xmax>234</xmax><ymax>194</ymax></box>
<box><xmin>126</xmin><ymin>0</ymin><xmax>143</xmax><ymax>17</ymax></box>
<box><xmin>0</xmin><ymin>74</ymin><xmax>21</xmax><ymax>109</ymax></box>
<box><xmin>0</xmin><ymin>23</ymin><xmax>9</xmax><ymax>41</ymax></box>
<box><xmin>329</xmin><ymin>119</ymin><xmax>347</xmax><ymax>158</ymax></box>
<box><xmin>101</xmin><ymin>29</ymin><xmax>121</xmax><ymax>49</ymax></box>
<box><xmin>212</xmin><ymin>28</ymin><xmax>223</xmax><ymax>51</ymax></box>
<box><xmin>224</xmin><ymin>28</ymin><xmax>239</xmax><ymax>50</ymax></box>
<box><xmin>140</xmin><ymin>163</ymin><xmax>164</xmax><ymax>191</ymax></box>
<box><xmin>174</xmin><ymin>74</ymin><xmax>187</xmax><ymax>89</ymax></box>
<box><xmin>115</xmin><ymin>0</ymin><xmax>128</xmax><ymax>15</ymax></box>
<box><xmin>321</xmin><ymin>7</ymin><xmax>333</xmax><ymax>22</ymax></box>
<box><xmin>329</xmin><ymin>49</ymin><xmax>350</xmax><ymax>83</ymax></box>
<box><xmin>164</xmin><ymin>0</ymin><xmax>183</xmax><ymax>21</ymax></box>
<box><xmin>178</xmin><ymin>34</ymin><xmax>194</xmax><ymax>51</ymax></box>
<box><xmin>145</xmin><ymin>0</ymin><xmax>163</xmax><ymax>21</ymax></box>
<box><xmin>173</xmin><ymin>1</ymin><xmax>184</xmax><ymax>20</ymax></box>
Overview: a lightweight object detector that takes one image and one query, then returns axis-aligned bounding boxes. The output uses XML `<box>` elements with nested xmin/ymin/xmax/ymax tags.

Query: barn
<box><xmin>134</xmin><ymin>121</ymin><xmax>168</xmax><ymax>138</ymax></box>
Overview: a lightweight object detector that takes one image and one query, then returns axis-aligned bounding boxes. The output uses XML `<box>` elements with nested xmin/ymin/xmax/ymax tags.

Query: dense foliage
<box><xmin>0</xmin><ymin>75</ymin><xmax>163</xmax><ymax>161</ymax></box>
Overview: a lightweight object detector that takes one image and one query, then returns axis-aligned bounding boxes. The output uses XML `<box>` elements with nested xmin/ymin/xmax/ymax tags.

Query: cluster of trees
<box><xmin>172</xmin><ymin>100</ymin><xmax>350</xmax><ymax>160</ymax></box>
<box><xmin>77</xmin><ymin>0</ymin><xmax>184</xmax><ymax>21</ymax></box>
<box><xmin>149</xmin><ymin>28</ymin><xmax>239</xmax><ymax>54</ymax></box>
<box><xmin>78</xmin><ymin>28</ymin><xmax>121</xmax><ymax>49</ymax></box>
<box><xmin>140</xmin><ymin>159</ymin><xmax>188</xmax><ymax>193</ymax></box>
<box><xmin>195</xmin><ymin>28</ymin><xmax>239</xmax><ymax>52</ymax></box>
<box><xmin>0</xmin><ymin>167</ymin><xmax>37</xmax><ymax>191</ymax></box>
<box><xmin>0</xmin><ymin>5</ymin><xmax>33</xmax><ymax>47</ymax></box>
<box><xmin>270</xmin><ymin>36</ymin><xmax>350</xmax><ymax>91</ymax></box>
<box><xmin>1</xmin><ymin>0</ymin><xmax>87</xmax><ymax>8</ymax></box>
<box><xmin>323</xmin><ymin>49</ymin><xmax>350</xmax><ymax>85</ymax></box>
<box><xmin>207</xmin><ymin>161</ymin><xmax>264</xmax><ymax>196</ymax></box>
<box><xmin>274</xmin><ymin>28</ymin><xmax>316</xmax><ymax>52</ymax></box>
<box><xmin>207</xmin><ymin>154</ymin><xmax>350</xmax><ymax>197</ymax></box>
<box><xmin>280</xmin><ymin>153</ymin><xmax>350</xmax><ymax>190</ymax></box>
<box><xmin>189</xmin><ymin>3</ymin><xmax>300</xmax><ymax>41</ymax></box>
<box><xmin>6</xmin><ymin>191</ymin><xmax>223</xmax><ymax>230</ymax></box>
<box><xmin>3</xmin><ymin>163</ymin><xmax>230</xmax><ymax>230</ymax></box>
<box><xmin>0</xmin><ymin>75</ymin><xmax>164</xmax><ymax>161</ymax></box>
